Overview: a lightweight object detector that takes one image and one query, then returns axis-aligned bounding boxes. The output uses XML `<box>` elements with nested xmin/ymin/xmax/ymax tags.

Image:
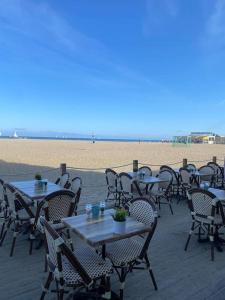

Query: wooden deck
<box><xmin>1</xmin><ymin>197</ymin><xmax>225</xmax><ymax>300</ymax></box>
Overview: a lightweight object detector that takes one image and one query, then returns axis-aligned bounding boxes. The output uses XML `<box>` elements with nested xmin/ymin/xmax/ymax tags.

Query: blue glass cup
<box><xmin>92</xmin><ymin>205</ymin><xmax>100</xmax><ymax>219</ymax></box>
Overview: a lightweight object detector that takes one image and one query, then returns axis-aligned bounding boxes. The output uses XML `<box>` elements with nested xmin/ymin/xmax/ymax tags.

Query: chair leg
<box><xmin>145</xmin><ymin>254</ymin><xmax>158</xmax><ymax>290</ymax></box>
<box><xmin>0</xmin><ymin>220</ymin><xmax>5</xmax><ymax>239</ymax></box>
<box><xmin>0</xmin><ymin>218</ymin><xmax>12</xmax><ymax>246</ymax></box>
<box><xmin>209</xmin><ymin>230</ymin><xmax>214</xmax><ymax>261</ymax></box>
<box><xmin>40</xmin><ymin>271</ymin><xmax>53</xmax><ymax>300</ymax></box>
<box><xmin>66</xmin><ymin>229</ymin><xmax>74</xmax><ymax>251</ymax></box>
<box><xmin>119</xmin><ymin>268</ymin><xmax>126</xmax><ymax>300</ymax></box>
<box><xmin>184</xmin><ymin>222</ymin><xmax>195</xmax><ymax>251</ymax></box>
<box><xmin>10</xmin><ymin>222</ymin><xmax>19</xmax><ymax>257</ymax></box>
<box><xmin>29</xmin><ymin>229</ymin><xmax>36</xmax><ymax>255</ymax></box>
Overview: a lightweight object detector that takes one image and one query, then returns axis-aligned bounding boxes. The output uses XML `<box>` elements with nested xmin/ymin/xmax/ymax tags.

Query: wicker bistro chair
<box><xmin>105</xmin><ymin>169</ymin><xmax>121</xmax><ymax>205</ymax></box>
<box><xmin>186</xmin><ymin>164</ymin><xmax>197</xmax><ymax>172</ymax></box>
<box><xmin>197</xmin><ymin>165</ymin><xmax>215</xmax><ymax>187</ymax></box>
<box><xmin>70</xmin><ymin>177</ymin><xmax>82</xmax><ymax>215</ymax></box>
<box><xmin>207</xmin><ymin>162</ymin><xmax>224</xmax><ymax>187</ymax></box>
<box><xmin>40</xmin><ymin>217</ymin><xmax>112</xmax><ymax>300</ymax></box>
<box><xmin>55</xmin><ymin>172</ymin><xmax>70</xmax><ymax>189</ymax></box>
<box><xmin>119</xmin><ymin>172</ymin><xmax>141</xmax><ymax>208</ymax></box>
<box><xmin>184</xmin><ymin>188</ymin><xmax>225</xmax><ymax>261</ymax></box>
<box><xmin>160</xmin><ymin>165</ymin><xmax>181</xmax><ymax>196</ymax></box>
<box><xmin>35</xmin><ymin>190</ymin><xmax>76</xmax><ymax>250</ymax></box>
<box><xmin>0</xmin><ymin>183</ymin><xmax>35</xmax><ymax>256</ymax></box>
<box><xmin>138</xmin><ymin>166</ymin><xmax>152</xmax><ymax>195</ymax></box>
<box><xmin>105</xmin><ymin>198</ymin><xmax>158</xmax><ymax>300</ymax></box>
<box><xmin>179</xmin><ymin>168</ymin><xmax>193</xmax><ymax>200</ymax></box>
<box><xmin>149</xmin><ymin>170</ymin><xmax>173</xmax><ymax>215</ymax></box>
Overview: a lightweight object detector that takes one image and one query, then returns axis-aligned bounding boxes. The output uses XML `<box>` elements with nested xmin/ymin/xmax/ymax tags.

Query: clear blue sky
<box><xmin>0</xmin><ymin>0</ymin><xmax>225</xmax><ymax>139</ymax></box>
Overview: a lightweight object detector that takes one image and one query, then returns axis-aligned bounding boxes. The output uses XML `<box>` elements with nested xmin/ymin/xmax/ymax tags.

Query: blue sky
<box><xmin>0</xmin><ymin>0</ymin><xmax>225</xmax><ymax>139</ymax></box>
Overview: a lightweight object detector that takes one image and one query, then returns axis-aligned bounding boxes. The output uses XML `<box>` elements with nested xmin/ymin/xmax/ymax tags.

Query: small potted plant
<box><xmin>35</xmin><ymin>173</ymin><xmax>42</xmax><ymax>186</ymax></box>
<box><xmin>112</xmin><ymin>208</ymin><xmax>127</xmax><ymax>234</ymax></box>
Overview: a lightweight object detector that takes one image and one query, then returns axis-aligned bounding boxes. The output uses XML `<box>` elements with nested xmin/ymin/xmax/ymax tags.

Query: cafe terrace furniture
<box><xmin>138</xmin><ymin>166</ymin><xmax>152</xmax><ymax>194</ymax></box>
<box><xmin>207</xmin><ymin>162</ymin><xmax>224</xmax><ymax>187</ymax></box>
<box><xmin>149</xmin><ymin>170</ymin><xmax>173</xmax><ymax>215</ymax></box>
<box><xmin>34</xmin><ymin>190</ymin><xmax>77</xmax><ymax>251</ymax></box>
<box><xmin>40</xmin><ymin>217</ymin><xmax>112</xmax><ymax>300</ymax></box>
<box><xmin>105</xmin><ymin>198</ymin><xmax>158</xmax><ymax>300</ymax></box>
<box><xmin>184</xmin><ymin>188</ymin><xmax>225</xmax><ymax>261</ymax></box>
<box><xmin>0</xmin><ymin>183</ymin><xmax>35</xmax><ymax>256</ymax></box>
<box><xmin>197</xmin><ymin>165</ymin><xmax>215</xmax><ymax>187</ymax></box>
<box><xmin>105</xmin><ymin>168</ymin><xmax>121</xmax><ymax>205</ymax></box>
<box><xmin>160</xmin><ymin>165</ymin><xmax>180</xmax><ymax>197</ymax></box>
<box><xmin>119</xmin><ymin>172</ymin><xmax>141</xmax><ymax>208</ymax></box>
<box><xmin>178</xmin><ymin>168</ymin><xmax>193</xmax><ymax>201</ymax></box>
<box><xmin>9</xmin><ymin>180</ymin><xmax>62</xmax><ymax>201</ymax></box>
<box><xmin>55</xmin><ymin>172</ymin><xmax>70</xmax><ymax>188</ymax></box>
<box><xmin>70</xmin><ymin>177</ymin><xmax>82</xmax><ymax>215</ymax></box>
<box><xmin>62</xmin><ymin>198</ymin><xmax>158</xmax><ymax>299</ymax></box>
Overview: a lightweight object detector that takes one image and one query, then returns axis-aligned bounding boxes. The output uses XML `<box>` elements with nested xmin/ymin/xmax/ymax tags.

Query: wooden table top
<box><xmin>62</xmin><ymin>209</ymin><xmax>151</xmax><ymax>247</ymax></box>
<box><xmin>10</xmin><ymin>180</ymin><xmax>62</xmax><ymax>200</ymax></box>
<box><xmin>128</xmin><ymin>172</ymin><xmax>167</xmax><ymax>184</ymax></box>
<box><xmin>174</xmin><ymin>169</ymin><xmax>213</xmax><ymax>177</ymax></box>
<box><xmin>208</xmin><ymin>188</ymin><xmax>225</xmax><ymax>202</ymax></box>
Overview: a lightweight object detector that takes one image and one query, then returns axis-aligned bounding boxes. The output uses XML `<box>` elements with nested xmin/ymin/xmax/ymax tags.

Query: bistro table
<box><xmin>128</xmin><ymin>172</ymin><xmax>169</xmax><ymax>196</ymax></box>
<box><xmin>10</xmin><ymin>180</ymin><xmax>63</xmax><ymax>249</ymax></box>
<box><xmin>63</xmin><ymin>208</ymin><xmax>151</xmax><ymax>257</ymax></box>
<box><xmin>128</xmin><ymin>172</ymin><xmax>167</xmax><ymax>184</ymax></box>
<box><xmin>10</xmin><ymin>180</ymin><xmax>62</xmax><ymax>201</ymax></box>
<box><xmin>208</xmin><ymin>188</ymin><xmax>225</xmax><ymax>202</ymax></box>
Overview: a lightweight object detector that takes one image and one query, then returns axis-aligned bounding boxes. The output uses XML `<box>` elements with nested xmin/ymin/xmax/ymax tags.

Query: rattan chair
<box><xmin>207</xmin><ymin>162</ymin><xmax>224</xmax><ymax>187</ymax></box>
<box><xmin>105</xmin><ymin>168</ymin><xmax>120</xmax><ymax>205</ymax></box>
<box><xmin>35</xmin><ymin>190</ymin><xmax>76</xmax><ymax>246</ymax></box>
<box><xmin>55</xmin><ymin>172</ymin><xmax>70</xmax><ymax>188</ymax></box>
<box><xmin>40</xmin><ymin>217</ymin><xmax>112</xmax><ymax>300</ymax></box>
<box><xmin>105</xmin><ymin>197</ymin><xmax>158</xmax><ymax>299</ymax></box>
<box><xmin>160</xmin><ymin>165</ymin><xmax>180</xmax><ymax>196</ymax></box>
<box><xmin>119</xmin><ymin>172</ymin><xmax>141</xmax><ymax>208</ymax></box>
<box><xmin>0</xmin><ymin>183</ymin><xmax>35</xmax><ymax>256</ymax></box>
<box><xmin>70</xmin><ymin>177</ymin><xmax>82</xmax><ymax>215</ymax></box>
<box><xmin>198</xmin><ymin>165</ymin><xmax>215</xmax><ymax>187</ymax></box>
<box><xmin>138</xmin><ymin>166</ymin><xmax>152</xmax><ymax>194</ymax></box>
<box><xmin>149</xmin><ymin>170</ymin><xmax>173</xmax><ymax>215</ymax></box>
<box><xmin>184</xmin><ymin>188</ymin><xmax>225</xmax><ymax>261</ymax></box>
<box><xmin>179</xmin><ymin>167</ymin><xmax>193</xmax><ymax>200</ymax></box>
<box><xmin>186</xmin><ymin>164</ymin><xmax>196</xmax><ymax>172</ymax></box>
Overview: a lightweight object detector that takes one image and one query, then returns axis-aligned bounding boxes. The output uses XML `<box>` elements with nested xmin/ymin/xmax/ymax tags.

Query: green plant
<box><xmin>35</xmin><ymin>173</ymin><xmax>42</xmax><ymax>180</ymax></box>
<box><xmin>112</xmin><ymin>208</ymin><xmax>127</xmax><ymax>222</ymax></box>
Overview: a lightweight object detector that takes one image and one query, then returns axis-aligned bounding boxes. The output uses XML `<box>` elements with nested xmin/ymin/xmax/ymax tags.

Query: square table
<box><xmin>128</xmin><ymin>172</ymin><xmax>167</xmax><ymax>184</ymax></box>
<box><xmin>10</xmin><ymin>180</ymin><xmax>62</xmax><ymax>200</ymax></box>
<box><xmin>62</xmin><ymin>209</ymin><xmax>151</xmax><ymax>249</ymax></box>
<box><xmin>208</xmin><ymin>188</ymin><xmax>225</xmax><ymax>202</ymax></box>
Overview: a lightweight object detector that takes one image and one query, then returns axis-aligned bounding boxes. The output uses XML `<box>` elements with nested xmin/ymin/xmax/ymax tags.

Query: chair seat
<box><xmin>62</xmin><ymin>246</ymin><xmax>112</xmax><ymax>285</ymax></box>
<box><xmin>106</xmin><ymin>238</ymin><xmax>143</xmax><ymax>266</ymax></box>
<box><xmin>195</xmin><ymin>214</ymin><xmax>223</xmax><ymax>225</ymax></box>
<box><xmin>150</xmin><ymin>189</ymin><xmax>165</xmax><ymax>197</ymax></box>
<box><xmin>51</xmin><ymin>222</ymin><xmax>66</xmax><ymax>231</ymax></box>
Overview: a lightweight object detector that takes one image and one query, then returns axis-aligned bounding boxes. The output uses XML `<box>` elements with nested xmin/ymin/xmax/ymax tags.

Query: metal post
<box><xmin>133</xmin><ymin>160</ymin><xmax>138</xmax><ymax>173</ymax></box>
<box><xmin>183</xmin><ymin>158</ymin><xmax>187</xmax><ymax>168</ymax></box>
<box><xmin>213</xmin><ymin>156</ymin><xmax>217</xmax><ymax>164</ymax></box>
<box><xmin>60</xmin><ymin>163</ymin><xmax>67</xmax><ymax>175</ymax></box>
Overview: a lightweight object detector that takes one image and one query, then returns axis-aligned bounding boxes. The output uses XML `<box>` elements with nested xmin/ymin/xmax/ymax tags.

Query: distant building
<box><xmin>173</xmin><ymin>132</ymin><xmax>225</xmax><ymax>145</ymax></box>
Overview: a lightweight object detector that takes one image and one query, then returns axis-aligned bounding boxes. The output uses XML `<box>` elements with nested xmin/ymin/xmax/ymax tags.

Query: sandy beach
<box><xmin>0</xmin><ymin>139</ymin><xmax>224</xmax><ymax>204</ymax></box>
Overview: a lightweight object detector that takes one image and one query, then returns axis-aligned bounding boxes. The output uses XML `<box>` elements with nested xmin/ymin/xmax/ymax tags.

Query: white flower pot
<box><xmin>113</xmin><ymin>220</ymin><xmax>126</xmax><ymax>234</ymax></box>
